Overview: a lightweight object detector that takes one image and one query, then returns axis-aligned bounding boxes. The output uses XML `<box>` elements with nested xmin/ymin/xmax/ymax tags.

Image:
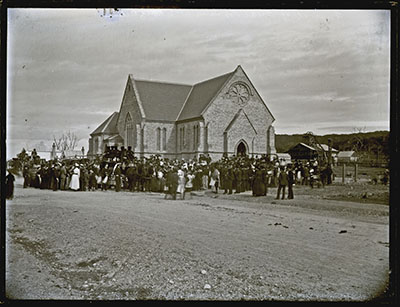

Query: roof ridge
<box><xmin>131</xmin><ymin>77</ymin><xmax>192</xmax><ymax>87</ymax></box>
<box><xmin>130</xmin><ymin>70</ymin><xmax>235</xmax><ymax>88</ymax></box>
<box><xmin>193</xmin><ymin>70</ymin><xmax>235</xmax><ymax>86</ymax></box>
<box><xmin>130</xmin><ymin>77</ymin><xmax>146</xmax><ymax>119</ymax></box>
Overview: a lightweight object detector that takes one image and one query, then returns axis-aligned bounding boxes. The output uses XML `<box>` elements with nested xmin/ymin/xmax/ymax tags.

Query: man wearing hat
<box><xmin>223</xmin><ymin>164</ymin><xmax>234</xmax><ymax>195</ymax></box>
<box><xmin>23</xmin><ymin>164</ymin><xmax>30</xmax><ymax>188</ymax></box>
<box><xmin>276</xmin><ymin>166</ymin><xmax>288</xmax><ymax>200</ymax></box>
<box><xmin>59</xmin><ymin>162</ymin><xmax>67</xmax><ymax>190</ymax></box>
<box><xmin>126</xmin><ymin>163</ymin><xmax>136</xmax><ymax>192</ymax></box>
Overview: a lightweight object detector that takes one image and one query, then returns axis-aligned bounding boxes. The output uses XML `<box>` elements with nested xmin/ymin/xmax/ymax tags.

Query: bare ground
<box><xmin>5</xmin><ymin>179</ymin><xmax>390</xmax><ymax>301</ymax></box>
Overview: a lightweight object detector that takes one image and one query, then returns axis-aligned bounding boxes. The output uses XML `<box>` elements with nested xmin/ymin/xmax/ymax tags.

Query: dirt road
<box><xmin>5</xmin><ymin>184</ymin><xmax>389</xmax><ymax>301</ymax></box>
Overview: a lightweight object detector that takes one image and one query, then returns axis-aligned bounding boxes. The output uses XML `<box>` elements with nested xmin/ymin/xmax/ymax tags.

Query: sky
<box><xmin>6</xmin><ymin>8</ymin><xmax>391</xmax><ymax>159</ymax></box>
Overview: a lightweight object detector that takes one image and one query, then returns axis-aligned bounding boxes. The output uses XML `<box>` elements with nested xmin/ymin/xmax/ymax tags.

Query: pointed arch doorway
<box><xmin>236</xmin><ymin>140</ymin><xmax>248</xmax><ymax>157</ymax></box>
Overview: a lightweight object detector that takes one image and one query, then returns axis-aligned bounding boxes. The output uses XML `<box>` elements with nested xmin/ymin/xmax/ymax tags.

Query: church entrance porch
<box><xmin>236</xmin><ymin>141</ymin><xmax>248</xmax><ymax>157</ymax></box>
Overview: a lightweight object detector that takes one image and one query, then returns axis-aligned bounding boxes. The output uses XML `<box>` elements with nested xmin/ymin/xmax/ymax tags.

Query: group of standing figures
<box><xmin>17</xmin><ymin>146</ymin><xmax>334</xmax><ymax>201</ymax></box>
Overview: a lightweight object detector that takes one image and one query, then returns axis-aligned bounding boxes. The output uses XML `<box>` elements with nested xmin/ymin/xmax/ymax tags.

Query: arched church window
<box><xmin>197</xmin><ymin>125</ymin><xmax>200</xmax><ymax>148</ymax></box>
<box><xmin>180</xmin><ymin>127</ymin><xmax>183</xmax><ymax>151</ymax></box>
<box><xmin>162</xmin><ymin>128</ymin><xmax>167</xmax><ymax>151</ymax></box>
<box><xmin>125</xmin><ymin>113</ymin><xmax>134</xmax><ymax>149</ymax></box>
<box><xmin>193</xmin><ymin>125</ymin><xmax>196</xmax><ymax>150</ymax></box>
<box><xmin>183</xmin><ymin>126</ymin><xmax>185</xmax><ymax>148</ymax></box>
<box><xmin>156</xmin><ymin>127</ymin><xmax>161</xmax><ymax>151</ymax></box>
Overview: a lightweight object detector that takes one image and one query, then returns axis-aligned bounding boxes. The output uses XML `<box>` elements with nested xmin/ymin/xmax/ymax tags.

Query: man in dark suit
<box><xmin>223</xmin><ymin>165</ymin><xmax>234</xmax><ymax>195</ymax></box>
<box><xmin>287</xmin><ymin>165</ymin><xmax>295</xmax><ymax>199</ymax></box>
<box><xmin>276</xmin><ymin>166</ymin><xmax>288</xmax><ymax>200</ymax></box>
<box><xmin>234</xmin><ymin>165</ymin><xmax>242</xmax><ymax>193</ymax></box>
<box><xmin>165</xmin><ymin>167</ymin><xmax>179</xmax><ymax>200</ymax></box>
<box><xmin>114</xmin><ymin>164</ymin><xmax>122</xmax><ymax>192</ymax></box>
<box><xmin>60</xmin><ymin>163</ymin><xmax>67</xmax><ymax>190</ymax></box>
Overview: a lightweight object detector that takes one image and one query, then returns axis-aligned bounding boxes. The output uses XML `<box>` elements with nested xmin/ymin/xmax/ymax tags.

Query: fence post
<box><xmin>354</xmin><ymin>163</ymin><xmax>358</xmax><ymax>182</ymax></box>
<box><xmin>342</xmin><ymin>163</ymin><xmax>345</xmax><ymax>184</ymax></box>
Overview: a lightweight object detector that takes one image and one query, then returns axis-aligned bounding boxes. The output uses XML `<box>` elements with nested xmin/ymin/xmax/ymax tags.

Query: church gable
<box><xmin>239</xmin><ymin>66</ymin><xmax>275</xmax><ymax>122</ymax></box>
<box><xmin>116</xmin><ymin>76</ymin><xmax>144</xmax><ymax>136</ymax></box>
<box><xmin>201</xmin><ymin>66</ymin><xmax>275</xmax><ymax>156</ymax></box>
<box><xmin>202</xmin><ymin>66</ymin><xmax>274</xmax><ymax>134</ymax></box>
<box><xmin>202</xmin><ymin>65</ymin><xmax>274</xmax><ymax>122</ymax></box>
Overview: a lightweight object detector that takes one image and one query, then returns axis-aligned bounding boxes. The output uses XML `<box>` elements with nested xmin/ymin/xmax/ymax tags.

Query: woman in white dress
<box><xmin>185</xmin><ymin>171</ymin><xmax>195</xmax><ymax>200</ymax></box>
<box><xmin>211</xmin><ymin>167</ymin><xmax>220</xmax><ymax>194</ymax></box>
<box><xmin>69</xmin><ymin>163</ymin><xmax>80</xmax><ymax>191</ymax></box>
<box><xmin>177</xmin><ymin>168</ymin><xmax>186</xmax><ymax>200</ymax></box>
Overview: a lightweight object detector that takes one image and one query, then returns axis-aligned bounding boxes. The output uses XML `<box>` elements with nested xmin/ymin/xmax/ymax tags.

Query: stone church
<box><xmin>88</xmin><ymin>65</ymin><xmax>276</xmax><ymax>161</ymax></box>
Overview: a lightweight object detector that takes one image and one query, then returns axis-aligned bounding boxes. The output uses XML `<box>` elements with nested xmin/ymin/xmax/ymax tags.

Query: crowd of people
<box><xmin>17</xmin><ymin>146</ymin><xmax>334</xmax><ymax>200</ymax></box>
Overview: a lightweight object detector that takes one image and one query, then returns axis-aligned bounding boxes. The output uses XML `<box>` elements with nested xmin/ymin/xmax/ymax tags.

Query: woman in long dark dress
<box><xmin>252</xmin><ymin>168</ymin><xmax>266</xmax><ymax>196</ymax></box>
<box><xmin>6</xmin><ymin>171</ymin><xmax>15</xmax><ymax>200</ymax></box>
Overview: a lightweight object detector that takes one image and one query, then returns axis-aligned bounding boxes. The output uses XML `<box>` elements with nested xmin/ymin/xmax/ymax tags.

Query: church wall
<box><xmin>90</xmin><ymin>134</ymin><xmax>105</xmax><ymax>155</ymax></box>
<box><xmin>88</xmin><ymin>138</ymin><xmax>94</xmax><ymax>156</ymax></box>
<box><xmin>94</xmin><ymin>135</ymin><xmax>102</xmax><ymax>155</ymax></box>
<box><xmin>267</xmin><ymin>125</ymin><xmax>276</xmax><ymax>155</ymax></box>
<box><xmin>140</xmin><ymin>122</ymin><xmax>176</xmax><ymax>158</ymax></box>
<box><xmin>203</xmin><ymin>67</ymin><xmax>275</xmax><ymax>160</ymax></box>
<box><xmin>175</xmin><ymin>119</ymin><xmax>202</xmax><ymax>160</ymax></box>
<box><xmin>116</xmin><ymin>77</ymin><xmax>143</xmax><ymax>149</ymax></box>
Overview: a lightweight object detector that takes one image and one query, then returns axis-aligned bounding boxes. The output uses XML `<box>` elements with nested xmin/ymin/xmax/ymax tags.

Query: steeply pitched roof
<box><xmin>297</xmin><ymin>142</ymin><xmax>316</xmax><ymax>151</ymax></box>
<box><xmin>132</xmin><ymin>78</ymin><xmax>192</xmax><ymax>121</ymax></box>
<box><xmin>319</xmin><ymin>144</ymin><xmax>338</xmax><ymax>152</ymax></box>
<box><xmin>177</xmin><ymin>71</ymin><xmax>234</xmax><ymax>121</ymax></box>
<box><xmin>290</xmin><ymin>142</ymin><xmax>338</xmax><ymax>152</ymax></box>
<box><xmin>91</xmin><ymin>112</ymin><xmax>119</xmax><ymax>135</ymax></box>
<box><xmin>131</xmin><ymin>70</ymin><xmax>235</xmax><ymax>122</ymax></box>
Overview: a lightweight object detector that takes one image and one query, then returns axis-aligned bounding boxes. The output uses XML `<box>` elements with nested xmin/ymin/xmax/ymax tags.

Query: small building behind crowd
<box><xmin>274</xmin><ymin>153</ymin><xmax>292</xmax><ymax>165</ymax></box>
<box><xmin>287</xmin><ymin>142</ymin><xmax>338</xmax><ymax>161</ymax></box>
<box><xmin>25</xmin><ymin>149</ymin><xmax>85</xmax><ymax>161</ymax></box>
<box><xmin>337</xmin><ymin>151</ymin><xmax>358</xmax><ymax>164</ymax></box>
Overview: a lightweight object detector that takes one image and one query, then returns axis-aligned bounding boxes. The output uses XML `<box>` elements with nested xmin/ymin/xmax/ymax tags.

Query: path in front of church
<box><xmin>5</xmin><ymin>181</ymin><xmax>389</xmax><ymax>301</ymax></box>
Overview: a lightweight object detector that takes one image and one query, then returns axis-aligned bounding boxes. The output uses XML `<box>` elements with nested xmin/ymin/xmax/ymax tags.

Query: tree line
<box><xmin>276</xmin><ymin>130</ymin><xmax>389</xmax><ymax>165</ymax></box>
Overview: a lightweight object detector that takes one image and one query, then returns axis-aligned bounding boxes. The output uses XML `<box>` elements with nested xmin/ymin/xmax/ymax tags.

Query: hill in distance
<box><xmin>275</xmin><ymin>130</ymin><xmax>389</xmax><ymax>157</ymax></box>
